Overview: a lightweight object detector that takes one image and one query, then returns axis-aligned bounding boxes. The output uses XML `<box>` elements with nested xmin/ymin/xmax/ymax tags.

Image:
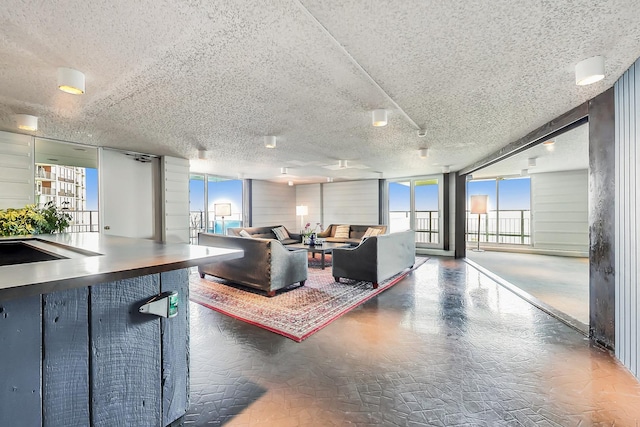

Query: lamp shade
<box><xmin>264</xmin><ymin>136</ymin><xmax>276</xmax><ymax>148</ymax></box>
<box><xmin>296</xmin><ymin>205</ymin><xmax>308</xmax><ymax>216</ymax></box>
<box><xmin>214</xmin><ymin>203</ymin><xmax>231</xmax><ymax>217</ymax></box>
<box><xmin>372</xmin><ymin>109</ymin><xmax>387</xmax><ymax>127</ymax></box>
<box><xmin>575</xmin><ymin>56</ymin><xmax>605</xmax><ymax>86</ymax></box>
<box><xmin>15</xmin><ymin>114</ymin><xmax>38</xmax><ymax>131</ymax></box>
<box><xmin>470</xmin><ymin>195</ymin><xmax>488</xmax><ymax>215</ymax></box>
<box><xmin>57</xmin><ymin>67</ymin><xmax>85</xmax><ymax>94</ymax></box>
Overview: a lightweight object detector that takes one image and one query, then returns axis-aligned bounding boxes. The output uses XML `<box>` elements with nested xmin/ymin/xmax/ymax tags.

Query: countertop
<box><xmin>0</xmin><ymin>233</ymin><xmax>243</xmax><ymax>301</ymax></box>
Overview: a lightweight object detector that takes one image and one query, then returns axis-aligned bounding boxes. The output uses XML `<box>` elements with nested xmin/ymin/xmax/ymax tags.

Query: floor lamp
<box><xmin>470</xmin><ymin>195</ymin><xmax>488</xmax><ymax>252</ymax></box>
<box><xmin>296</xmin><ymin>205</ymin><xmax>308</xmax><ymax>231</ymax></box>
<box><xmin>214</xmin><ymin>203</ymin><xmax>231</xmax><ymax>235</ymax></box>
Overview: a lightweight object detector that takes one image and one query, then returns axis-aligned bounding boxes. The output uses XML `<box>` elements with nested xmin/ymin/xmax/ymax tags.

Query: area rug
<box><xmin>189</xmin><ymin>257</ymin><xmax>428</xmax><ymax>342</ymax></box>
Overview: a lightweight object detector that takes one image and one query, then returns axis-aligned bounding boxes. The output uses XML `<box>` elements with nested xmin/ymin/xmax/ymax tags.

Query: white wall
<box><xmin>251</xmin><ymin>180</ymin><xmax>296</xmax><ymax>231</ymax></box>
<box><xmin>614</xmin><ymin>59</ymin><xmax>640</xmax><ymax>379</ymax></box>
<box><xmin>530</xmin><ymin>170</ymin><xmax>588</xmax><ymax>253</ymax></box>
<box><xmin>0</xmin><ymin>131</ymin><xmax>34</xmax><ymax>209</ymax></box>
<box><xmin>295</xmin><ymin>183</ymin><xmax>322</xmax><ymax>231</ymax></box>
<box><xmin>322</xmin><ymin>180</ymin><xmax>379</xmax><ymax>225</ymax></box>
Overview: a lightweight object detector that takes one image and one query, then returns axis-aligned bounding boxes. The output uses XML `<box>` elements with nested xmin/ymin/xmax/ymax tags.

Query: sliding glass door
<box><xmin>189</xmin><ymin>174</ymin><xmax>243</xmax><ymax>243</ymax></box>
<box><xmin>388</xmin><ymin>176</ymin><xmax>442</xmax><ymax>248</ymax></box>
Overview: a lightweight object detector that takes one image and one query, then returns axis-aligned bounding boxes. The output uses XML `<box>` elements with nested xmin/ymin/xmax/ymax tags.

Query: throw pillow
<box><xmin>334</xmin><ymin>225</ymin><xmax>351</xmax><ymax>239</ymax></box>
<box><xmin>272</xmin><ymin>226</ymin><xmax>290</xmax><ymax>241</ymax></box>
<box><xmin>238</xmin><ymin>229</ymin><xmax>252</xmax><ymax>238</ymax></box>
<box><xmin>362</xmin><ymin>227</ymin><xmax>382</xmax><ymax>239</ymax></box>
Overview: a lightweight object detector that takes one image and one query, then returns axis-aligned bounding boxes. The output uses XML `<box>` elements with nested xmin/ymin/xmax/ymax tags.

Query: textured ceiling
<box><xmin>1</xmin><ymin>1</ymin><xmax>639</xmax><ymax>183</ymax></box>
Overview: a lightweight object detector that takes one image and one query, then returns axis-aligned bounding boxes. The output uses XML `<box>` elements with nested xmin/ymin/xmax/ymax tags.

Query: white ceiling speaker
<box><xmin>528</xmin><ymin>158</ymin><xmax>537</xmax><ymax>167</ymax></box>
<box><xmin>372</xmin><ymin>109</ymin><xmax>387</xmax><ymax>127</ymax></box>
<box><xmin>264</xmin><ymin>135</ymin><xmax>276</xmax><ymax>149</ymax></box>
<box><xmin>57</xmin><ymin>67</ymin><xmax>85</xmax><ymax>94</ymax></box>
<box><xmin>418</xmin><ymin>148</ymin><xmax>428</xmax><ymax>159</ymax></box>
<box><xmin>15</xmin><ymin>114</ymin><xmax>38</xmax><ymax>131</ymax></box>
<box><xmin>575</xmin><ymin>56</ymin><xmax>605</xmax><ymax>86</ymax></box>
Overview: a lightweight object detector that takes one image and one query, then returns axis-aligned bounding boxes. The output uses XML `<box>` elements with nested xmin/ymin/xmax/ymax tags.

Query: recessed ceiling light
<box><xmin>15</xmin><ymin>114</ymin><xmax>38</xmax><ymax>131</ymax></box>
<box><xmin>198</xmin><ymin>149</ymin><xmax>208</xmax><ymax>160</ymax></box>
<box><xmin>575</xmin><ymin>56</ymin><xmax>605</xmax><ymax>86</ymax></box>
<box><xmin>419</xmin><ymin>148</ymin><xmax>428</xmax><ymax>159</ymax></box>
<box><xmin>264</xmin><ymin>136</ymin><xmax>276</xmax><ymax>149</ymax></box>
<box><xmin>372</xmin><ymin>109</ymin><xmax>387</xmax><ymax>127</ymax></box>
<box><xmin>338</xmin><ymin>160</ymin><xmax>348</xmax><ymax>169</ymax></box>
<box><xmin>57</xmin><ymin>67</ymin><xmax>85</xmax><ymax>94</ymax></box>
<box><xmin>543</xmin><ymin>139</ymin><xmax>555</xmax><ymax>145</ymax></box>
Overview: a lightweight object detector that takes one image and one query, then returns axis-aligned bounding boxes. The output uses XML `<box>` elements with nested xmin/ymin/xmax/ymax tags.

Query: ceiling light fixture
<box><xmin>338</xmin><ymin>160</ymin><xmax>348</xmax><ymax>169</ymax></box>
<box><xmin>419</xmin><ymin>148</ymin><xmax>428</xmax><ymax>159</ymax></box>
<box><xmin>197</xmin><ymin>149</ymin><xmax>208</xmax><ymax>160</ymax></box>
<box><xmin>543</xmin><ymin>139</ymin><xmax>555</xmax><ymax>145</ymax></box>
<box><xmin>57</xmin><ymin>67</ymin><xmax>85</xmax><ymax>94</ymax></box>
<box><xmin>442</xmin><ymin>165</ymin><xmax>450</xmax><ymax>173</ymax></box>
<box><xmin>288</xmin><ymin>181</ymin><xmax>293</xmax><ymax>186</ymax></box>
<box><xmin>280</xmin><ymin>167</ymin><xmax>288</xmax><ymax>175</ymax></box>
<box><xmin>528</xmin><ymin>158</ymin><xmax>537</xmax><ymax>167</ymax></box>
<box><xmin>15</xmin><ymin>114</ymin><xmax>38</xmax><ymax>131</ymax></box>
<box><xmin>264</xmin><ymin>135</ymin><xmax>276</xmax><ymax>149</ymax></box>
<box><xmin>372</xmin><ymin>109</ymin><xmax>387</xmax><ymax>127</ymax></box>
<box><xmin>575</xmin><ymin>56</ymin><xmax>605</xmax><ymax>86</ymax></box>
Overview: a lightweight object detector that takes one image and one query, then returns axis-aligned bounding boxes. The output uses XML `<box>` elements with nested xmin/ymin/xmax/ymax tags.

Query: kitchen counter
<box><xmin>0</xmin><ymin>233</ymin><xmax>242</xmax><ymax>301</ymax></box>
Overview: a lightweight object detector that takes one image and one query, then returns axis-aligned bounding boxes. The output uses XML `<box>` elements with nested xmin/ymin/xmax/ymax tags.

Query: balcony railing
<box><xmin>63</xmin><ymin>210</ymin><xmax>100</xmax><ymax>233</ymax></box>
<box><xmin>389</xmin><ymin>210</ymin><xmax>440</xmax><ymax>244</ymax></box>
<box><xmin>189</xmin><ymin>211</ymin><xmax>243</xmax><ymax>244</ymax></box>
<box><xmin>466</xmin><ymin>209</ymin><xmax>531</xmax><ymax>245</ymax></box>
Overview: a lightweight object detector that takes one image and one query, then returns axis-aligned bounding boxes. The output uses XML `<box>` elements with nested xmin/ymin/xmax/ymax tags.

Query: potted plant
<box><xmin>0</xmin><ymin>202</ymin><xmax>71</xmax><ymax>237</ymax></box>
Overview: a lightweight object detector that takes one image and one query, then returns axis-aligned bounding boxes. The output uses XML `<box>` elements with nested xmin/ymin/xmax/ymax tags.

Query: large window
<box><xmin>189</xmin><ymin>174</ymin><xmax>243</xmax><ymax>243</ymax></box>
<box><xmin>467</xmin><ymin>177</ymin><xmax>531</xmax><ymax>245</ymax></box>
<box><xmin>388</xmin><ymin>177</ymin><xmax>442</xmax><ymax>247</ymax></box>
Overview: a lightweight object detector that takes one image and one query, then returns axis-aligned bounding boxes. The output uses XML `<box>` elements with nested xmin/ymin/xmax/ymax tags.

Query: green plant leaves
<box><xmin>0</xmin><ymin>202</ymin><xmax>72</xmax><ymax>236</ymax></box>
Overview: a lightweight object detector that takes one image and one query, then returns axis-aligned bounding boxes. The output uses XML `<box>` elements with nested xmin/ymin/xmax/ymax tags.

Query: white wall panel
<box><xmin>322</xmin><ymin>180</ymin><xmax>379</xmax><ymax>226</ymax></box>
<box><xmin>530</xmin><ymin>170</ymin><xmax>588</xmax><ymax>253</ymax></box>
<box><xmin>615</xmin><ymin>59</ymin><xmax>640</xmax><ymax>378</ymax></box>
<box><xmin>0</xmin><ymin>131</ymin><xmax>34</xmax><ymax>209</ymax></box>
<box><xmin>251</xmin><ymin>181</ymin><xmax>296</xmax><ymax>231</ymax></box>
<box><xmin>295</xmin><ymin>184</ymin><xmax>322</xmax><ymax>231</ymax></box>
<box><xmin>162</xmin><ymin>156</ymin><xmax>190</xmax><ymax>243</ymax></box>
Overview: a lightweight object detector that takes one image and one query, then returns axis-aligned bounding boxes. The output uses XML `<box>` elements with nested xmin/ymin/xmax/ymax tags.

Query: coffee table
<box><xmin>286</xmin><ymin>242</ymin><xmax>351</xmax><ymax>269</ymax></box>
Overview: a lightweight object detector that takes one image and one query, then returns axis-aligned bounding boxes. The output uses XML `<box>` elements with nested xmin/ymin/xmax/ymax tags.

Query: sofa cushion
<box><xmin>272</xmin><ymin>226</ymin><xmax>290</xmax><ymax>241</ymax></box>
<box><xmin>334</xmin><ymin>225</ymin><xmax>351</xmax><ymax>239</ymax></box>
<box><xmin>239</xmin><ymin>229</ymin><xmax>252</xmax><ymax>238</ymax></box>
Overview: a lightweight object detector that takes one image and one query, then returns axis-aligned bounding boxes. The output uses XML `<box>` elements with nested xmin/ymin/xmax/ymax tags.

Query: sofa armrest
<box><xmin>332</xmin><ymin>238</ymin><xmax>377</xmax><ymax>281</ymax></box>
<box><xmin>288</xmin><ymin>232</ymin><xmax>303</xmax><ymax>242</ymax></box>
<box><xmin>270</xmin><ymin>242</ymin><xmax>308</xmax><ymax>287</ymax></box>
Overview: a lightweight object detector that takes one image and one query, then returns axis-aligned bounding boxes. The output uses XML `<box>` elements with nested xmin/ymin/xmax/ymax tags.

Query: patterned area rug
<box><xmin>189</xmin><ymin>257</ymin><xmax>428</xmax><ymax>342</ymax></box>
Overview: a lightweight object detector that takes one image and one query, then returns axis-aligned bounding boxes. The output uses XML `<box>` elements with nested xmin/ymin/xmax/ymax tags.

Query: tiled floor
<box><xmin>176</xmin><ymin>257</ymin><xmax>640</xmax><ymax>426</ymax></box>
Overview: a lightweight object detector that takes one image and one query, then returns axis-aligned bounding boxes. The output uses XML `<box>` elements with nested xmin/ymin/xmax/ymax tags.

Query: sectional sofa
<box><xmin>318</xmin><ymin>224</ymin><xmax>387</xmax><ymax>246</ymax></box>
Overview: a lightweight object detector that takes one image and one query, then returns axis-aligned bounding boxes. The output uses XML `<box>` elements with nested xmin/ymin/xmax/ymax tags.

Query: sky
<box><xmin>189</xmin><ymin>178</ymin><xmax>243</xmax><ymax>216</ymax></box>
<box><xmin>86</xmin><ymin>168</ymin><xmax>98</xmax><ymax>210</ymax></box>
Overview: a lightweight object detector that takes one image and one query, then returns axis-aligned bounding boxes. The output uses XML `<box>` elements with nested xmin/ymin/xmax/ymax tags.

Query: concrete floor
<box><xmin>466</xmin><ymin>250</ymin><xmax>589</xmax><ymax>326</ymax></box>
<box><xmin>176</xmin><ymin>257</ymin><xmax>639</xmax><ymax>426</ymax></box>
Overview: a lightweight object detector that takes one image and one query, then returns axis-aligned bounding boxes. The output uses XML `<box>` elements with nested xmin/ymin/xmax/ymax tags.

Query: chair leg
<box><xmin>199</xmin><ymin>272</ymin><xmax>205</xmax><ymax>278</ymax></box>
<box><xmin>267</xmin><ymin>290</ymin><xmax>276</xmax><ymax>297</ymax></box>
<box><xmin>300</xmin><ymin>280</ymin><xmax>306</xmax><ymax>286</ymax></box>
<box><xmin>373</xmin><ymin>282</ymin><xmax>379</xmax><ymax>289</ymax></box>
<box><xmin>334</xmin><ymin>276</ymin><xmax>340</xmax><ymax>282</ymax></box>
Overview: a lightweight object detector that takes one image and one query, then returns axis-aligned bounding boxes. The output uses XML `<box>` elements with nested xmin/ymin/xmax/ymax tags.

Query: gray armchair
<box><xmin>332</xmin><ymin>230</ymin><xmax>416</xmax><ymax>288</ymax></box>
<box><xmin>197</xmin><ymin>233</ymin><xmax>308</xmax><ymax>297</ymax></box>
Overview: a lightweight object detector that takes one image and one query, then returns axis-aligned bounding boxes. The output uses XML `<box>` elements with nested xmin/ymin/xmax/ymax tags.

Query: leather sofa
<box><xmin>332</xmin><ymin>230</ymin><xmax>415</xmax><ymax>289</ymax></box>
<box><xmin>197</xmin><ymin>232</ymin><xmax>308</xmax><ymax>297</ymax></box>
<box><xmin>318</xmin><ymin>224</ymin><xmax>387</xmax><ymax>246</ymax></box>
<box><xmin>226</xmin><ymin>225</ymin><xmax>301</xmax><ymax>245</ymax></box>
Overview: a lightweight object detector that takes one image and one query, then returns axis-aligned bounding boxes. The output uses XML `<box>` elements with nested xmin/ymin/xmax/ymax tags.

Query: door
<box><xmin>99</xmin><ymin>148</ymin><xmax>159</xmax><ymax>239</ymax></box>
